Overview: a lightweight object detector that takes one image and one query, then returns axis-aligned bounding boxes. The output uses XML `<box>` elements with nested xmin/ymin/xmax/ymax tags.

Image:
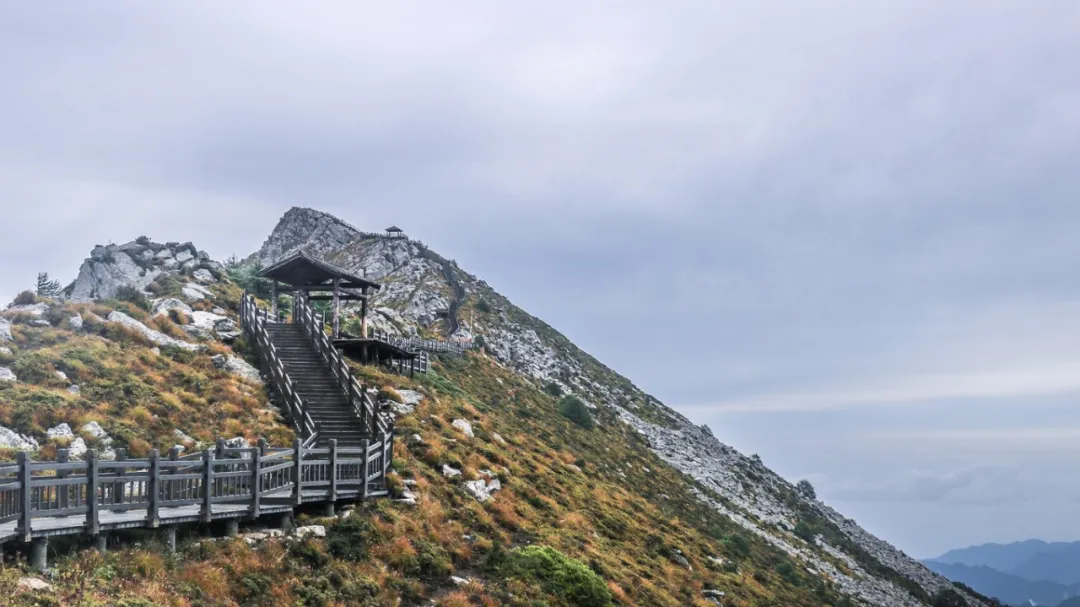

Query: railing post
<box><xmin>360</xmin><ymin>439</ymin><xmax>370</xmax><ymax>501</ymax></box>
<box><xmin>328</xmin><ymin>439</ymin><xmax>338</xmax><ymax>502</ymax></box>
<box><xmin>17</xmin><ymin>451</ymin><xmax>32</xmax><ymax>541</ymax></box>
<box><xmin>86</xmin><ymin>449</ymin><xmax>99</xmax><ymax>536</ymax></box>
<box><xmin>147</xmin><ymin>449</ymin><xmax>159</xmax><ymax>528</ymax></box>
<box><xmin>56</xmin><ymin>449</ymin><xmax>70</xmax><ymax>512</ymax></box>
<box><xmin>251</xmin><ymin>439</ymin><xmax>266</xmax><ymax>518</ymax></box>
<box><xmin>113</xmin><ymin>448</ymin><xmax>127</xmax><ymax>505</ymax></box>
<box><xmin>201</xmin><ymin>449</ymin><xmax>213</xmax><ymax>523</ymax></box>
<box><xmin>292</xmin><ymin>438</ymin><xmax>303</xmax><ymax>507</ymax></box>
<box><xmin>167</xmin><ymin>447</ymin><xmax>181</xmax><ymax>502</ymax></box>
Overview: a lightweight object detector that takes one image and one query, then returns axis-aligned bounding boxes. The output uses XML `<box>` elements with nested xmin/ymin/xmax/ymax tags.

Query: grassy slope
<box><xmin>2</xmin><ymin>288</ymin><xmax>859</xmax><ymax>606</ymax></box>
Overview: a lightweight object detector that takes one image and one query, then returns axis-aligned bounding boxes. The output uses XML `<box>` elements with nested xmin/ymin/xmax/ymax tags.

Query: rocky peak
<box><xmin>250</xmin><ymin>207</ymin><xmax>364</xmax><ymax>267</ymax></box>
<box><xmin>68</xmin><ymin>238</ymin><xmax>219</xmax><ymax>302</ymax></box>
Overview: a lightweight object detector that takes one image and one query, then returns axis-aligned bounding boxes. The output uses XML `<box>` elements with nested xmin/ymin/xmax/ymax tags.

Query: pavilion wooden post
<box><xmin>271</xmin><ymin>280</ymin><xmax>279</xmax><ymax>320</ymax></box>
<box><xmin>360</xmin><ymin>287</ymin><xmax>369</xmax><ymax>338</ymax></box>
<box><xmin>331</xmin><ymin>278</ymin><xmax>341</xmax><ymax>338</ymax></box>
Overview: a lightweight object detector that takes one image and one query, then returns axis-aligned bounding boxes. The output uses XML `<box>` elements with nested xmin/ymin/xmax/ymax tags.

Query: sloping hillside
<box><xmin>0</xmin><ymin>211</ymin><xmax>997</xmax><ymax>606</ymax></box>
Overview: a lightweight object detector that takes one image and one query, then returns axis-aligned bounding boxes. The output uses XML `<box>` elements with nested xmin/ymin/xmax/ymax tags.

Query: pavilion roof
<box><xmin>385</xmin><ymin>225</ymin><xmax>404</xmax><ymax>233</ymax></box>
<box><xmin>258</xmin><ymin>251</ymin><xmax>381</xmax><ymax>291</ymax></box>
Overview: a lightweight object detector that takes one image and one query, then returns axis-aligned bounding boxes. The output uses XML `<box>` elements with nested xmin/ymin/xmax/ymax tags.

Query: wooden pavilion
<box><xmin>258</xmin><ymin>251</ymin><xmax>422</xmax><ymax>375</ymax></box>
<box><xmin>384</xmin><ymin>225</ymin><xmax>406</xmax><ymax>239</ymax></box>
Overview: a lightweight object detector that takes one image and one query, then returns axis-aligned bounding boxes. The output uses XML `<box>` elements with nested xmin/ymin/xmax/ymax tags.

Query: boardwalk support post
<box><xmin>162</xmin><ymin>526</ymin><xmax>177</xmax><ymax>553</ymax></box>
<box><xmin>201</xmin><ymin>449</ymin><xmax>213</xmax><ymax>523</ymax></box>
<box><xmin>30</xmin><ymin>537</ymin><xmax>47</xmax><ymax>572</ymax></box>
<box><xmin>224</xmin><ymin>519</ymin><xmax>239</xmax><ymax>538</ymax></box>
<box><xmin>93</xmin><ymin>534</ymin><xmax>107</xmax><ymax>553</ymax></box>
<box><xmin>56</xmin><ymin>449</ymin><xmax>70</xmax><ymax>512</ymax></box>
<box><xmin>17</xmin><ymin>452</ymin><xmax>32</xmax><ymax>542</ymax></box>
<box><xmin>86</xmin><ymin>449</ymin><xmax>99</xmax><ymax>536</ymax></box>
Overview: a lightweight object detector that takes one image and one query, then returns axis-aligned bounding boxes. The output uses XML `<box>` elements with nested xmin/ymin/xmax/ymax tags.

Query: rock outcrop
<box><xmin>107</xmin><ymin>311</ymin><xmax>201</xmax><ymax>351</ymax></box>
<box><xmin>69</xmin><ymin>239</ymin><xmax>219</xmax><ymax>302</ymax></box>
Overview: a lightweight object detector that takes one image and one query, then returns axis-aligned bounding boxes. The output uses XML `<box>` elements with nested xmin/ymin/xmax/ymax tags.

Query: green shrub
<box><xmin>503</xmin><ymin>545</ymin><xmax>613</xmax><ymax>607</ymax></box>
<box><xmin>12</xmin><ymin>290</ymin><xmax>37</xmax><ymax>306</ymax></box>
<box><xmin>544</xmin><ymin>382</ymin><xmax>563</xmax><ymax>397</ymax></box>
<box><xmin>794</xmin><ymin>520</ymin><xmax>816</xmax><ymax>542</ymax></box>
<box><xmin>327</xmin><ymin>516</ymin><xmax>376</xmax><ymax>562</ymax></box>
<box><xmin>932</xmin><ymin>588</ymin><xmax>968</xmax><ymax>607</ymax></box>
<box><xmin>113</xmin><ymin>285</ymin><xmax>150</xmax><ymax>311</ymax></box>
<box><xmin>475</xmin><ymin>298</ymin><xmax>493</xmax><ymax>313</ymax></box>
<box><xmin>558</xmin><ymin>396</ymin><xmax>594</xmax><ymax>430</ymax></box>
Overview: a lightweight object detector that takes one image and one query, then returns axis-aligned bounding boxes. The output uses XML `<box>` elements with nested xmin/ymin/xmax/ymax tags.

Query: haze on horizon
<box><xmin>1</xmin><ymin>2</ymin><xmax>1078</xmax><ymax>558</ymax></box>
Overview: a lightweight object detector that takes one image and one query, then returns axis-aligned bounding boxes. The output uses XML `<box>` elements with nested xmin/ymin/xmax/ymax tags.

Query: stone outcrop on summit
<box><xmin>69</xmin><ymin>240</ymin><xmax>220</xmax><ymax>302</ymax></box>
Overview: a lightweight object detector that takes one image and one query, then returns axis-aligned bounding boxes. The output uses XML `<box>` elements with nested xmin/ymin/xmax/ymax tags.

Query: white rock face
<box><xmin>106</xmin><ymin>311</ymin><xmax>201</xmax><ymax>351</ymax></box>
<box><xmin>68</xmin><ymin>315</ymin><xmax>84</xmax><ymax>330</ymax></box>
<box><xmin>181</xmin><ymin>283</ymin><xmax>212</xmax><ymax>302</ymax></box>
<box><xmin>463</xmin><ymin>478</ymin><xmax>501</xmax><ymax>502</ymax></box>
<box><xmin>211</xmin><ymin>355</ymin><xmax>262</xmax><ymax>383</ymax></box>
<box><xmin>397</xmin><ymin>389</ymin><xmax>423</xmax><ymax>406</ymax></box>
<box><xmin>152</xmin><ymin>298</ymin><xmax>193</xmax><ymax>317</ymax></box>
<box><xmin>193</xmin><ymin>269</ymin><xmax>215</xmax><ymax>283</ymax></box>
<box><xmin>6</xmin><ymin>303</ymin><xmax>48</xmax><ymax>317</ymax></box>
<box><xmin>67</xmin><ymin>437</ymin><xmax>88</xmax><ymax>459</ymax></box>
<box><xmin>47</xmin><ymin>423</ymin><xmax>74</xmax><ymax>440</ymax></box>
<box><xmin>292</xmin><ymin>525</ymin><xmax>326</xmax><ymax>539</ymax></box>
<box><xmin>185</xmin><ymin>311</ymin><xmax>240</xmax><ymax>341</ymax></box>
<box><xmin>0</xmin><ymin>425</ymin><xmax>38</xmax><ymax>450</ymax></box>
<box><xmin>250</xmin><ymin>207</ymin><xmax>363</xmax><ymax>266</ymax></box>
<box><xmin>442</xmin><ymin>465</ymin><xmax>462</xmax><ymax>478</ymax></box>
<box><xmin>452</xmin><ymin>419</ymin><xmax>474</xmax><ymax>438</ymax></box>
<box><xmin>0</xmin><ymin>367</ymin><xmax>15</xmax><ymax>382</ymax></box>
<box><xmin>0</xmin><ymin>317</ymin><xmax>13</xmax><ymax>342</ymax></box>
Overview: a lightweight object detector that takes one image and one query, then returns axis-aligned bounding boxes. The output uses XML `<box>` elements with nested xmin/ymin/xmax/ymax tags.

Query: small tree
<box><xmin>931</xmin><ymin>588</ymin><xmax>968</xmax><ymax>607</ymax></box>
<box><xmin>796</xmin><ymin>479</ymin><xmax>817</xmax><ymax>501</ymax></box>
<box><xmin>558</xmin><ymin>395</ymin><xmax>595</xmax><ymax>430</ymax></box>
<box><xmin>36</xmin><ymin>272</ymin><xmax>62</xmax><ymax>299</ymax></box>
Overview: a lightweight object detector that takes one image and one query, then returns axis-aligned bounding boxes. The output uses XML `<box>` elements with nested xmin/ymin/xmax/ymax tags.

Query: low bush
<box><xmin>113</xmin><ymin>285</ymin><xmax>150</xmax><ymax>311</ymax></box>
<box><xmin>12</xmin><ymin>291</ymin><xmax>37</xmax><ymax>306</ymax></box>
<box><xmin>502</xmin><ymin>545</ymin><xmax>613</xmax><ymax>607</ymax></box>
<box><xmin>558</xmin><ymin>396</ymin><xmax>594</xmax><ymax>430</ymax></box>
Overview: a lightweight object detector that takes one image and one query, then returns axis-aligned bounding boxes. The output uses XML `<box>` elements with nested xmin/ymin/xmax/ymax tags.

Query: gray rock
<box><xmin>397</xmin><ymin>389</ymin><xmax>423</xmax><ymax>406</ymax></box>
<box><xmin>67</xmin><ymin>437</ymin><xmax>88</xmax><ymax>459</ymax></box>
<box><xmin>463</xmin><ymin>478</ymin><xmax>501</xmax><ymax>502</ymax></box>
<box><xmin>193</xmin><ymin>269</ymin><xmax>215</xmax><ymax>283</ymax></box>
<box><xmin>181</xmin><ymin>283</ymin><xmax>212</xmax><ymax>302</ymax></box>
<box><xmin>452</xmin><ymin>419</ymin><xmax>474</xmax><ymax>438</ymax></box>
<box><xmin>0</xmin><ymin>425</ymin><xmax>37</xmax><ymax>450</ymax></box>
<box><xmin>292</xmin><ymin>525</ymin><xmax>326</xmax><ymax>539</ymax></box>
<box><xmin>390</xmin><ymin>402</ymin><xmax>414</xmax><ymax>416</ymax></box>
<box><xmin>6</xmin><ymin>303</ymin><xmax>48</xmax><ymax>317</ymax></box>
<box><xmin>442</xmin><ymin>465</ymin><xmax>462</xmax><ymax>478</ymax></box>
<box><xmin>174</xmin><ymin>429</ymin><xmax>195</xmax><ymax>444</ymax></box>
<box><xmin>17</xmin><ymin>578</ymin><xmax>52</xmax><ymax>592</ymax></box>
<box><xmin>55</xmin><ymin>370</ymin><xmax>68</xmax><ymax>382</ymax></box>
<box><xmin>70</xmin><ymin>244</ymin><xmax>160</xmax><ymax>301</ymax></box>
<box><xmin>211</xmin><ymin>355</ymin><xmax>262</xmax><ymax>383</ymax></box>
<box><xmin>408</xmin><ymin>434</ymin><xmax>424</xmax><ymax>445</ymax></box>
<box><xmin>67</xmin><ymin>385</ymin><xmax>80</xmax><ymax>394</ymax></box>
<box><xmin>224</xmin><ymin>436</ymin><xmax>248</xmax><ymax>448</ymax></box>
<box><xmin>106</xmin><ymin>311</ymin><xmax>200</xmax><ymax>351</ymax></box>
<box><xmin>30</xmin><ymin>319</ymin><xmax>51</xmax><ymax>327</ymax></box>
<box><xmin>492</xmin><ymin>433</ymin><xmax>506</xmax><ymax>444</ymax></box>
<box><xmin>151</xmin><ymin>298</ymin><xmax>193</xmax><ymax>317</ymax></box>
<box><xmin>46</xmin><ymin>423</ymin><xmax>74</xmax><ymax>440</ymax></box>
<box><xmin>0</xmin><ymin>317</ymin><xmax>13</xmax><ymax>342</ymax></box>
<box><xmin>68</xmin><ymin>315</ymin><xmax>84</xmax><ymax>331</ymax></box>
<box><xmin>0</xmin><ymin>367</ymin><xmax>15</xmax><ymax>382</ymax></box>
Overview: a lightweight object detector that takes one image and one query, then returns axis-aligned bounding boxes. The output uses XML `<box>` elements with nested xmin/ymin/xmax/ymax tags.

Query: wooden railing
<box><xmin>369</xmin><ymin>330</ymin><xmax>472</xmax><ymax>357</ymax></box>
<box><xmin>240</xmin><ymin>292</ymin><xmax>319</xmax><ymax>440</ymax></box>
<box><xmin>0</xmin><ymin>436</ymin><xmax>393</xmax><ymax>543</ymax></box>
<box><xmin>293</xmin><ymin>296</ymin><xmax>393</xmax><ymax>437</ymax></box>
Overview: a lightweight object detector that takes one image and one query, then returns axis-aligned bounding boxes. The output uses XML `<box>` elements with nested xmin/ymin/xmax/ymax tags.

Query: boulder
<box><xmin>0</xmin><ymin>425</ymin><xmax>38</xmax><ymax>450</ymax></box>
<box><xmin>463</xmin><ymin>478</ymin><xmax>502</xmax><ymax>502</ymax></box>
<box><xmin>55</xmin><ymin>370</ymin><xmax>68</xmax><ymax>382</ymax></box>
<box><xmin>6</xmin><ymin>303</ymin><xmax>48</xmax><ymax>317</ymax></box>
<box><xmin>174</xmin><ymin>429</ymin><xmax>195</xmax><ymax>444</ymax></box>
<box><xmin>81</xmin><ymin>422</ymin><xmax>118</xmax><ymax>459</ymax></box>
<box><xmin>390</xmin><ymin>402</ymin><xmax>414</xmax><ymax>416</ymax></box>
<box><xmin>452</xmin><ymin>419</ymin><xmax>474</xmax><ymax>438</ymax></box>
<box><xmin>211</xmin><ymin>355</ymin><xmax>263</xmax><ymax>384</ymax></box>
<box><xmin>193</xmin><ymin>269</ymin><xmax>216</xmax><ymax>283</ymax></box>
<box><xmin>442</xmin><ymin>465</ymin><xmax>462</xmax><ymax>478</ymax></box>
<box><xmin>292</xmin><ymin>525</ymin><xmax>326</xmax><ymax>539</ymax></box>
<box><xmin>67</xmin><ymin>437</ymin><xmax>88</xmax><ymax>459</ymax></box>
<box><xmin>69</xmin><ymin>244</ymin><xmax>161</xmax><ymax>301</ymax></box>
<box><xmin>30</xmin><ymin>319</ymin><xmax>51</xmax><ymax>327</ymax></box>
<box><xmin>224</xmin><ymin>436</ymin><xmax>248</xmax><ymax>449</ymax></box>
<box><xmin>181</xmin><ymin>283</ymin><xmax>212</xmax><ymax>302</ymax></box>
<box><xmin>0</xmin><ymin>367</ymin><xmax>15</xmax><ymax>382</ymax></box>
<box><xmin>397</xmin><ymin>389</ymin><xmax>424</xmax><ymax>406</ymax></box>
<box><xmin>0</xmin><ymin>317</ymin><xmax>13</xmax><ymax>342</ymax></box>
<box><xmin>68</xmin><ymin>315</ymin><xmax>84</xmax><ymax>331</ymax></box>
<box><xmin>151</xmin><ymin>298</ymin><xmax>193</xmax><ymax>317</ymax></box>
<box><xmin>408</xmin><ymin>434</ymin><xmax>424</xmax><ymax>445</ymax></box>
<box><xmin>46</xmin><ymin>423</ymin><xmax>74</xmax><ymax>440</ymax></box>
<box><xmin>492</xmin><ymin>433</ymin><xmax>507</xmax><ymax>445</ymax></box>
<box><xmin>16</xmin><ymin>578</ymin><xmax>53</xmax><ymax>592</ymax></box>
<box><xmin>106</xmin><ymin>311</ymin><xmax>201</xmax><ymax>351</ymax></box>
<box><xmin>67</xmin><ymin>385</ymin><xmax>80</xmax><ymax>395</ymax></box>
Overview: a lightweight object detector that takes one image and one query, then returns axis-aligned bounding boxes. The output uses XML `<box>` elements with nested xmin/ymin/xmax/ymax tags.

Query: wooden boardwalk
<box><xmin>0</xmin><ymin>435</ymin><xmax>392</xmax><ymax>569</ymax></box>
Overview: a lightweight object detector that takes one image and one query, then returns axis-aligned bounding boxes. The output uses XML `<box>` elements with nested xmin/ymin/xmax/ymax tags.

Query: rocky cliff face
<box><xmin>247</xmin><ymin>207</ymin><xmax>987</xmax><ymax>607</ymax></box>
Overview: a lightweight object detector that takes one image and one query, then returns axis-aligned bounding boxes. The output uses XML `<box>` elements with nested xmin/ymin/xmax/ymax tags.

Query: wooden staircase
<box><xmin>265</xmin><ymin>323</ymin><xmax>368</xmax><ymax>448</ymax></box>
<box><xmin>240</xmin><ymin>292</ymin><xmax>392</xmax><ymax>451</ymax></box>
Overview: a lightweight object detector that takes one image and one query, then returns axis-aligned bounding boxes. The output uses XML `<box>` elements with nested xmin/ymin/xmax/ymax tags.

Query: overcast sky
<box><xmin>2</xmin><ymin>2</ymin><xmax>1079</xmax><ymax>558</ymax></box>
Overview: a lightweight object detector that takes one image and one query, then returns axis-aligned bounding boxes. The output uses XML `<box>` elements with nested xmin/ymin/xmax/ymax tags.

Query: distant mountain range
<box><xmin>925</xmin><ymin>540</ymin><xmax>1080</xmax><ymax>606</ymax></box>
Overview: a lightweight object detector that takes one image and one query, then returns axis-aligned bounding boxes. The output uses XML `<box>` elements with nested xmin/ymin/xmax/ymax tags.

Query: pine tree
<box><xmin>36</xmin><ymin>272</ymin><xmax>62</xmax><ymax>298</ymax></box>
